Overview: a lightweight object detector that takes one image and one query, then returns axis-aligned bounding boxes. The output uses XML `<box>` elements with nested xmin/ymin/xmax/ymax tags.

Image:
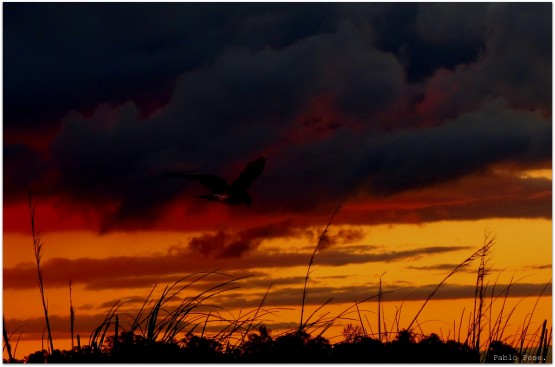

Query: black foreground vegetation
<box><xmin>3</xmin><ymin>198</ymin><xmax>552</xmax><ymax>363</ymax></box>
<box><xmin>22</xmin><ymin>328</ymin><xmax>484</xmax><ymax>363</ymax></box>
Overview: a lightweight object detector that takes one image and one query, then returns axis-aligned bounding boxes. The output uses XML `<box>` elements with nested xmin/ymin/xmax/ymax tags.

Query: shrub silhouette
<box><xmin>239</xmin><ymin>328</ymin><xmax>332</xmax><ymax>363</ymax></box>
<box><xmin>106</xmin><ymin>331</ymin><xmax>181</xmax><ymax>363</ymax></box>
<box><xmin>239</xmin><ymin>325</ymin><xmax>274</xmax><ymax>362</ymax></box>
<box><xmin>332</xmin><ymin>337</ymin><xmax>385</xmax><ymax>363</ymax></box>
<box><xmin>485</xmin><ymin>341</ymin><xmax>519</xmax><ymax>363</ymax></box>
<box><xmin>417</xmin><ymin>333</ymin><xmax>478</xmax><ymax>363</ymax></box>
<box><xmin>179</xmin><ymin>334</ymin><xmax>225</xmax><ymax>363</ymax></box>
<box><xmin>16</xmin><ymin>326</ymin><xmax>530</xmax><ymax>363</ymax></box>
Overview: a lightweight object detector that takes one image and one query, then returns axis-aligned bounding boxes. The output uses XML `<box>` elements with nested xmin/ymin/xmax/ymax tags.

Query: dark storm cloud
<box><xmin>4</xmin><ymin>2</ymin><xmax>493</xmax><ymax>130</ymax></box>
<box><xmin>4</xmin><ymin>3</ymin><xmax>551</xmax><ymax>229</ymax></box>
<box><xmin>47</xmin><ymin>96</ymin><xmax>550</xmax><ymax>227</ymax></box>
<box><xmin>361</xmin><ymin>100</ymin><xmax>551</xmax><ymax>194</ymax></box>
<box><xmin>44</xmin><ymin>18</ymin><xmax>406</xmax><ymax>224</ymax></box>
<box><xmin>256</xmin><ymin>99</ymin><xmax>550</xmax><ymax>210</ymax></box>
<box><xmin>372</xmin><ymin>3</ymin><xmax>487</xmax><ymax>83</ymax></box>
<box><xmin>3</xmin><ymin>3</ymin><xmax>340</xmax><ymax>130</ymax></box>
<box><xmin>415</xmin><ymin>3</ymin><xmax>552</xmax><ymax>121</ymax></box>
<box><xmin>4</xmin><ymin>144</ymin><xmax>48</xmax><ymax>201</ymax></box>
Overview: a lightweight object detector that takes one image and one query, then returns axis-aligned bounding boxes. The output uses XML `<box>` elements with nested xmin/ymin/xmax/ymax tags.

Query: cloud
<box><xmin>9</xmin><ymin>281</ymin><xmax>551</xmax><ymax>333</ymax></box>
<box><xmin>360</xmin><ymin>99</ymin><xmax>551</xmax><ymax>194</ymax></box>
<box><xmin>315</xmin><ymin>246</ymin><xmax>472</xmax><ymax>267</ymax></box>
<box><xmin>338</xmin><ymin>171</ymin><xmax>551</xmax><ymax>225</ymax></box>
<box><xmin>4</xmin><ymin>244</ymin><xmax>470</xmax><ymax>290</ymax></box>
<box><xmin>4</xmin><ymin>314</ymin><xmax>112</xmax><ymax>342</ymax></box>
<box><xmin>4</xmin><ymin>3</ymin><xmax>340</xmax><ymax>130</ymax></box>
<box><xmin>4</xmin><ymin>144</ymin><xmax>49</xmax><ymax>202</ymax></box>
<box><xmin>186</xmin><ymin>220</ymin><xmax>311</xmax><ymax>258</ymax></box>
<box><xmin>41</xmin><ymin>19</ymin><xmax>406</xmax><ymax>228</ymax></box>
<box><xmin>319</xmin><ymin>227</ymin><xmax>366</xmax><ymax>250</ymax></box>
<box><xmin>214</xmin><ymin>282</ymin><xmax>552</xmax><ymax>308</ymax></box>
<box><xmin>413</xmin><ymin>3</ymin><xmax>551</xmax><ymax>122</ymax></box>
<box><xmin>407</xmin><ymin>264</ymin><xmax>505</xmax><ymax>274</ymax></box>
<box><xmin>4</xmin><ymin>3</ymin><xmax>551</xmax><ymax>232</ymax></box>
<box><xmin>15</xmin><ymin>97</ymin><xmax>552</xmax><ymax>232</ymax></box>
<box><xmin>525</xmin><ymin>264</ymin><xmax>552</xmax><ymax>271</ymax></box>
<box><xmin>408</xmin><ymin>264</ymin><xmax>463</xmax><ymax>271</ymax></box>
<box><xmin>8</xmin><ymin>278</ymin><xmax>549</xmax><ymax>341</ymax></box>
<box><xmin>415</xmin><ymin>3</ymin><xmax>487</xmax><ymax>45</ymax></box>
<box><xmin>253</xmin><ymin>99</ymin><xmax>550</xmax><ymax>213</ymax></box>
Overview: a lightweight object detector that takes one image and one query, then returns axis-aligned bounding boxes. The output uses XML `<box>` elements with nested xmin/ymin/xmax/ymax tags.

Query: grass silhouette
<box><xmin>28</xmin><ymin>193</ymin><xmax>55</xmax><ymax>354</ymax></box>
<box><xmin>3</xmin><ymin>201</ymin><xmax>551</xmax><ymax>363</ymax></box>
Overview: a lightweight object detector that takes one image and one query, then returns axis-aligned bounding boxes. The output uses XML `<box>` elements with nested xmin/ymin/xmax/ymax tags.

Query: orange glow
<box><xmin>4</xmin><ymin>217</ymin><xmax>551</xmax><ymax>359</ymax></box>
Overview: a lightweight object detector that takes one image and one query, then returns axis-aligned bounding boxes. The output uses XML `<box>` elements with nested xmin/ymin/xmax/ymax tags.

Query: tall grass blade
<box><xmin>407</xmin><ymin>233</ymin><xmax>494</xmax><ymax>332</ymax></box>
<box><xmin>89</xmin><ymin>300</ymin><xmax>123</xmax><ymax>349</ymax></box>
<box><xmin>69</xmin><ymin>280</ymin><xmax>75</xmax><ymax>349</ymax></box>
<box><xmin>28</xmin><ymin>192</ymin><xmax>54</xmax><ymax>353</ymax></box>
<box><xmin>355</xmin><ymin>300</ymin><xmax>367</xmax><ymax>337</ymax></box>
<box><xmin>535</xmin><ymin>320</ymin><xmax>547</xmax><ymax>363</ymax></box>
<box><xmin>519</xmin><ymin>280</ymin><xmax>552</xmax><ymax>359</ymax></box>
<box><xmin>473</xmin><ymin>232</ymin><xmax>492</xmax><ymax>356</ymax></box>
<box><xmin>542</xmin><ymin>328</ymin><xmax>551</xmax><ymax>363</ymax></box>
<box><xmin>458</xmin><ymin>307</ymin><xmax>465</xmax><ymax>344</ymax></box>
<box><xmin>378</xmin><ymin>273</ymin><xmax>386</xmax><ymax>341</ymax></box>
<box><xmin>3</xmin><ymin>316</ymin><xmax>14</xmax><ymax>362</ymax></box>
<box><xmin>300</xmin><ymin>197</ymin><xmax>345</xmax><ymax>331</ymax></box>
<box><xmin>240</xmin><ymin>283</ymin><xmax>272</xmax><ymax>345</ymax></box>
<box><xmin>315</xmin><ymin>292</ymin><xmax>388</xmax><ymax>339</ymax></box>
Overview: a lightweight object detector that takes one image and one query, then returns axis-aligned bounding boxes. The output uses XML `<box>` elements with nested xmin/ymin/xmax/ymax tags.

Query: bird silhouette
<box><xmin>164</xmin><ymin>157</ymin><xmax>266</xmax><ymax>206</ymax></box>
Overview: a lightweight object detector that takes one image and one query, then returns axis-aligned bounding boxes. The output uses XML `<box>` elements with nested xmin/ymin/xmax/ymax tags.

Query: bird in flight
<box><xmin>164</xmin><ymin>157</ymin><xmax>266</xmax><ymax>206</ymax></box>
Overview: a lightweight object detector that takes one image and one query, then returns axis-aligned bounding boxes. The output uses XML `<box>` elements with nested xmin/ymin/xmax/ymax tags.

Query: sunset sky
<box><xmin>3</xmin><ymin>2</ymin><xmax>552</xmax><ymax>358</ymax></box>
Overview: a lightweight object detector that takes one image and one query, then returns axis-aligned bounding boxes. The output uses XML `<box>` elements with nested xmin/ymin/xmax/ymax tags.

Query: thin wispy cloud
<box><xmin>4</xmin><ymin>245</ymin><xmax>471</xmax><ymax>290</ymax></box>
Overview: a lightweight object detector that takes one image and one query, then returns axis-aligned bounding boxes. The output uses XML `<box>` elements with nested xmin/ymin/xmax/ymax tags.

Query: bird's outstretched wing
<box><xmin>163</xmin><ymin>172</ymin><xmax>228</xmax><ymax>194</ymax></box>
<box><xmin>229</xmin><ymin>157</ymin><xmax>266</xmax><ymax>194</ymax></box>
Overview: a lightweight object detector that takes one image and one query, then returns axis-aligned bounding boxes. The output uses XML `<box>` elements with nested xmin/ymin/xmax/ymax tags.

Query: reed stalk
<box><xmin>3</xmin><ymin>316</ymin><xmax>14</xmax><ymax>362</ymax></box>
<box><xmin>407</xmin><ymin>233</ymin><xmax>494</xmax><ymax>332</ymax></box>
<box><xmin>355</xmin><ymin>300</ymin><xmax>367</xmax><ymax>337</ymax></box>
<box><xmin>299</xmin><ymin>197</ymin><xmax>345</xmax><ymax>331</ymax></box>
<box><xmin>472</xmin><ymin>233</ymin><xmax>491</xmax><ymax>355</ymax></box>
<box><xmin>28</xmin><ymin>192</ymin><xmax>54</xmax><ymax>353</ymax></box>
<box><xmin>69</xmin><ymin>280</ymin><xmax>75</xmax><ymax>349</ymax></box>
